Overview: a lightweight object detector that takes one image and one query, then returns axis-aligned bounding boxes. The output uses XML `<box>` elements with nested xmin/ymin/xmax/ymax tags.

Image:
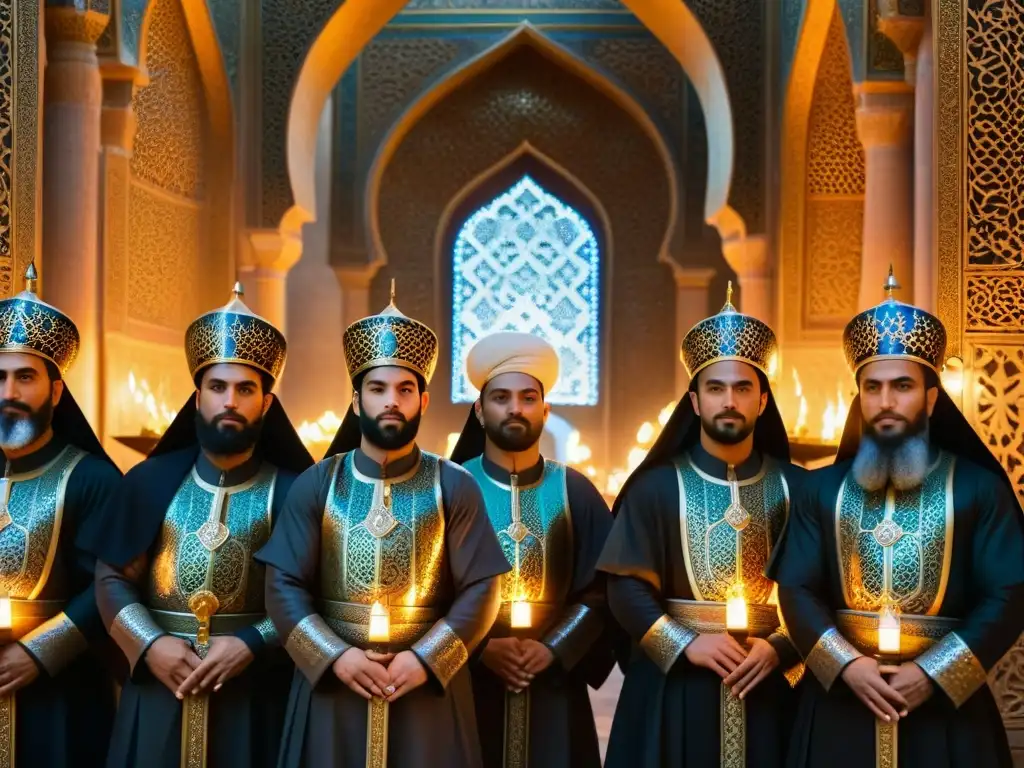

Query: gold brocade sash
<box><xmin>666</xmin><ymin>600</ymin><xmax>780</xmax><ymax>768</ymax></box>
<box><xmin>0</xmin><ymin>599</ymin><xmax>67</xmax><ymax>768</ymax></box>
<box><xmin>835</xmin><ymin>610</ymin><xmax>961</xmax><ymax>768</ymax></box>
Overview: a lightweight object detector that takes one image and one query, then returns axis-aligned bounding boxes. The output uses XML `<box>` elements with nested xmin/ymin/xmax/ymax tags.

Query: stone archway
<box><xmin>363</xmin><ymin>34</ymin><xmax>674</xmax><ymax>464</ymax></box>
<box><xmin>282</xmin><ymin>0</ymin><xmax>737</xmax><ymax>245</ymax></box>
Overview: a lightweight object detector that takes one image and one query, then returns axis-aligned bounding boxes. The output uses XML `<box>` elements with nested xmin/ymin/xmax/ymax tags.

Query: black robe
<box><xmin>465</xmin><ymin>456</ymin><xmax>614</xmax><ymax>768</ymax></box>
<box><xmin>84</xmin><ymin>447</ymin><xmax>302</xmax><ymax>768</ymax></box>
<box><xmin>598</xmin><ymin>444</ymin><xmax>806</xmax><ymax>768</ymax></box>
<box><xmin>1</xmin><ymin>433</ymin><xmax>122</xmax><ymax>768</ymax></box>
<box><xmin>256</xmin><ymin>447</ymin><xmax>511</xmax><ymax>768</ymax></box>
<box><xmin>768</xmin><ymin>455</ymin><xmax>1024</xmax><ymax>768</ymax></box>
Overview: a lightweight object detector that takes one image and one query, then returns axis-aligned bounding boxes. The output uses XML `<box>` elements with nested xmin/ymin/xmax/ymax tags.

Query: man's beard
<box><xmin>852</xmin><ymin>408</ymin><xmax>931</xmax><ymax>492</ymax></box>
<box><xmin>195</xmin><ymin>409</ymin><xmax>264</xmax><ymax>456</ymax></box>
<box><xmin>360</xmin><ymin>408</ymin><xmax>421</xmax><ymax>451</ymax></box>
<box><xmin>484</xmin><ymin>415</ymin><xmax>544</xmax><ymax>453</ymax></box>
<box><xmin>700</xmin><ymin>408</ymin><xmax>757</xmax><ymax>446</ymax></box>
<box><xmin>0</xmin><ymin>399</ymin><xmax>53</xmax><ymax>451</ymax></box>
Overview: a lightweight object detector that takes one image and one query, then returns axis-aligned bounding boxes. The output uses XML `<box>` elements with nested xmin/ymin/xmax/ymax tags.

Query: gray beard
<box><xmin>851</xmin><ymin>427</ymin><xmax>931</xmax><ymax>492</ymax></box>
<box><xmin>0</xmin><ymin>417</ymin><xmax>39</xmax><ymax>451</ymax></box>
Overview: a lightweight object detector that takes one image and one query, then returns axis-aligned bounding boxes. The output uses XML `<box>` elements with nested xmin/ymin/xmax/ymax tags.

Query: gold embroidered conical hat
<box><xmin>680</xmin><ymin>282</ymin><xmax>779</xmax><ymax>379</ymax></box>
<box><xmin>343</xmin><ymin>281</ymin><xmax>439</xmax><ymax>382</ymax></box>
<box><xmin>185</xmin><ymin>283</ymin><xmax>288</xmax><ymax>383</ymax></box>
<box><xmin>0</xmin><ymin>264</ymin><xmax>81</xmax><ymax>376</ymax></box>
<box><xmin>842</xmin><ymin>267</ymin><xmax>947</xmax><ymax>375</ymax></box>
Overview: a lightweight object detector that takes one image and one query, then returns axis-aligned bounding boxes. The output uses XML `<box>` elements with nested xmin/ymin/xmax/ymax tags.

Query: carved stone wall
<box><xmin>937</xmin><ymin>0</ymin><xmax>1024</xmax><ymax>753</ymax></box>
<box><xmin>0</xmin><ymin>0</ymin><xmax>41</xmax><ymax>298</ymax></box>
<box><xmin>127</xmin><ymin>0</ymin><xmax>206</xmax><ymax>330</ymax></box>
<box><xmin>804</xmin><ymin>7</ymin><xmax>864</xmax><ymax>328</ymax></box>
<box><xmin>374</xmin><ymin>44</ymin><xmax>676</xmax><ymax>462</ymax></box>
<box><xmin>332</xmin><ymin>22</ymin><xmax>690</xmax><ymax>266</ymax></box>
<box><xmin>687</xmin><ymin>0</ymin><xmax>765</xmax><ymax>234</ymax></box>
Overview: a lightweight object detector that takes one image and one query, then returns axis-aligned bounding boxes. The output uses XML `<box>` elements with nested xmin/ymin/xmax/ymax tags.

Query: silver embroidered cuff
<box><xmin>412</xmin><ymin>620</ymin><xmax>468</xmax><ymax>689</ymax></box>
<box><xmin>253</xmin><ymin>615</ymin><xmax>279</xmax><ymax>647</ymax></box>
<box><xmin>110</xmin><ymin>603</ymin><xmax>165</xmax><ymax>673</ymax></box>
<box><xmin>915</xmin><ymin>632</ymin><xmax>987</xmax><ymax>708</ymax></box>
<box><xmin>543</xmin><ymin>604</ymin><xmax>601</xmax><ymax>672</ymax></box>
<box><xmin>639</xmin><ymin>615</ymin><xmax>697</xmax><ymax>674</ymax></box>
<box><xmin>805</xmin><ymin>627</ymin><xmax>862</xmax><ymax>691</ymax></box>
<box><xmin>19</xmin><ymin>612</ymin><xmax>88</xmax><ymax>677</ymax></box>
<box><xmin>284</xmin><ymin>614</ymin><xmax>350</xmax><ymax>685</ymax></box>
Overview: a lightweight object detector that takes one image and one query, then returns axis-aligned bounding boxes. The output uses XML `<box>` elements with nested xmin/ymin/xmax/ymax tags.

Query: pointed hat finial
<box><xmin>390</xmin><ymin>278</ymin><xmax>396</xmax><ymax>305</ymax></box>
<box><xmin>721</xmin><ymin>280</ymin><xmax>736</xmax><ymax>313</ymax></box>
<box><xmin>24</xmin><ymin>263</ymin><xmax>38</xmax><ymax>294</ymax></box>
<box><xmin>883</xmin><ymin>264</ymin><xmax>901</xmax><ymax>301</ymax></box>
<box><xmin>232</xmin><ymin>281</ymin><xmax>244</xmax><ymax>299</ymax></box>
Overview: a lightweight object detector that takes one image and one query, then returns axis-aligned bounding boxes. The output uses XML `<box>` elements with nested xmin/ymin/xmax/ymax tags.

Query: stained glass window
<box><xmin>451</xmin><ymin>174</ymin><xmax>601</xmax><ymax>405</ymax></box>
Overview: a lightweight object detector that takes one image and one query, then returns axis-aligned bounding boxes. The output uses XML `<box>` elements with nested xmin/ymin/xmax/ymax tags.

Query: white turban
<box><xmin>465</xmin><ymin>332</ymin><xmax>560</xmax><ymax>395</ymax></box>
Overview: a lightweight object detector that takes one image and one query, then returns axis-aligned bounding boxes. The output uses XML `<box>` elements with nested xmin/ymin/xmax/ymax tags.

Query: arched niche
<box><xmin>102</xmin><ymin>0</ymin><xmax>235</xmax><ymax>470</ymax></box>
<box><xmin>776</xmin><ymin>0</ymin><xmax>863</xmax><ymax>435</ymax></box>
<box><xmin>280</xmin><ymin>0</ymin><xmax>739</xmax><ymax>244</ymax></box>
<box><xmin>128</xmin><ymin>0</ymin><xmax>234</xmax><ymax>329</ymax></box>
<box><xmin>369</xmin><ymin>38</ymin><xmax>675</xmax><ymax>467</ymax></box>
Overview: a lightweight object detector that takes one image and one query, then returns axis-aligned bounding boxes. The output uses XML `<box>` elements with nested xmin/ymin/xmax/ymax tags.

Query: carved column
<box><xmin>721</xmin><ymin>234</ymin><xmax>773</xmax><ymax>326</ymax></box>
<box><xmin>42</xmin><ymin>5</ymin><xmax>108</xmax><ymax>429</ymax></box>
<box><xmin>912</xmin><ymin>11</ymin><xmax>935</xmax><ymax>311</ymax></box>
<box><xmin>673</xmin><ymin>267</ymin><xmax>716</xmax><ymax>398</ymax></box>
<box><xmin>854</xmin><ymin>82</ymin><xmax>915</xmax><ymax>310</ymax></box>
<box><xmin>237</xmin><ymin>229</ymin><xmax>303</xmax><ymax>333</ymax></box>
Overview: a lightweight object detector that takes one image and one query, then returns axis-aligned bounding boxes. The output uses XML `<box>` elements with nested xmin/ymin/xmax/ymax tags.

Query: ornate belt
<box><xmin>150</xmin><ymin>609</ymin><xmax>264</xmax><ymax>639</ymax></box>
<box><xmin>666</xmin><ymin>599</ymin><xmax>780</xmax><ymax>638</ymax></box>
<box><xmin>835</xmin><ymin>610</ymin><xmax>960</xmax><ymax>660</ymax></box>
<box><xmin>317</xmin><ymin>599</ymin><xmax>441</xmax><ymax>651</ymax></box>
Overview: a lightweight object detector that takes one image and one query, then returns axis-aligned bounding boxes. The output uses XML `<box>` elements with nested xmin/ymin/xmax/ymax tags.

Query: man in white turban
<box><xmin>450</xmin><ymin>331</ymin><xmax>615</xmax><ymax>768</ymax></box>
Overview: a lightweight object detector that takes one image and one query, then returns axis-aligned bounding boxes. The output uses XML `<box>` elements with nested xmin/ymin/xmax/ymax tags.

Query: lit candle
<box><xmin>877</xmin><ymin>602</ymin><xmax>901</xmax><ymax>656</ymax></box>
<box><xmin>725</xmin><ymin>582</ymin><xmax>748</xmax><ymax>632</ymax></box>
<box><xmin>368</xmin><ymin>601</ymin><xmax>391</xmax><ymax>644</ymax></box>
<box><xmin>0</xmin><ymin>591</ymin><xmax>10</xmax><ymax>631</ymax></box>
<box><xmin>510</xmin><ymin>600</ymin><xmax>532</xmax><ymax>629</ymax></box>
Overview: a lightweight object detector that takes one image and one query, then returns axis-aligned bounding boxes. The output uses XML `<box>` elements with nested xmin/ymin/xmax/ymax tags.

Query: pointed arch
<box><xmin>367</xmin><ymin>24</ymin><xmax>671</xmax><ymax>273</ymax></box>
<box><xmin>283</xmin><ymin>0</ymin><xmax>737</xmax><ymax>243</ymax></box>
<box><xmin>437</xmin><ymin>143</ymin><xmax>612</xmax><ymax>406</ymax></box>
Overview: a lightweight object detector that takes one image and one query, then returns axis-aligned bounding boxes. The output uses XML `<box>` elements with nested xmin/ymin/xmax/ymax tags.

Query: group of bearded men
<box><xmin>0</xmin><ymin>262</ymin><xmax>1019</xmax><ymax>768</ymax></box>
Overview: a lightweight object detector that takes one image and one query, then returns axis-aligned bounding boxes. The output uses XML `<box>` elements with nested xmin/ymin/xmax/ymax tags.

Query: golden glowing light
<box><xmin>940</xmin><ymin>356</ymin><xmax>964</xmax><ymax>399</ymax></box>
<box><xmin>792</xmin><ymin>368</ymin><xmax>808</xmax><ymax>437</ymax></box>
<box><xmin>725</xmin><ymin>582</ymin><xmax>748</xmax><ymax>632</ymax></box>
<box><xmin>566</xmin><ymin>430</ymin><xmax>592</xmax><ymax>465</ymax></box>
<box><xmin>445</xmin><ymin>432</ymin><xmax>460</xmax><ymax>458</ymax></box>
<box><xmin>368</xmin><ymin>600</ymin><xmax>391</xmax><ymax>643</ymax></box>
<box><xmin>297</xmin><ymin>410</ymin><xmax>344</xmax><ymax>448</ymax></box>
<box><xmin>126</xmin><ymin>371</ymin><xmax>177</xmax><ymax>436</ymax></box>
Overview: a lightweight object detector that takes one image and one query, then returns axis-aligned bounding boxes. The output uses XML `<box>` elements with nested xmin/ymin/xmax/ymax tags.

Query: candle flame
<box><xmin>725</xmin><ymin>582</ymin><xmax>749</xmax><ymax>632</ymax></box>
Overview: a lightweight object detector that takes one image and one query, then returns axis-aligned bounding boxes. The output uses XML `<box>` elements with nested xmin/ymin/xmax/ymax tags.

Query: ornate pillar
<box><xmin>673</xmin><ymin>267</ymin><xmax>716</xmax><ymax>398</ymax></box>
<box><xmin>912</xmin><ymin>11</ymin><xmax>935</xmax><ymax>311</ymax></box>
<box><xmin>854</xmin><ymin>82</ymin><xmax>915</xmax><ymax>310</ymax></box>
<box><xmin>237</xmin><ymin>229</ymin><xmax>303</xmax><ymax>332</ymax></box>
<box><xmin>721</xmin><ymin>234</ymin><xmax>773</xmax><ymax>326</ymax></box>
<box><xmin>332</xmin><ymin>265</ymin><xmax>379</xmax><ymax>407</ymax></box>
<box><xmin>42</xmin><ymin>5</ymin><xmax>108</xmax><ymax>428</ymax></box>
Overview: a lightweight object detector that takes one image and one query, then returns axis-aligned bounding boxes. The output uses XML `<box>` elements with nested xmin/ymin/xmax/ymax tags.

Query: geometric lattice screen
<box><xmin>451</xmin><ymin>175</ymin><xmax>601</xmax><ymax>405</ymax></box>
